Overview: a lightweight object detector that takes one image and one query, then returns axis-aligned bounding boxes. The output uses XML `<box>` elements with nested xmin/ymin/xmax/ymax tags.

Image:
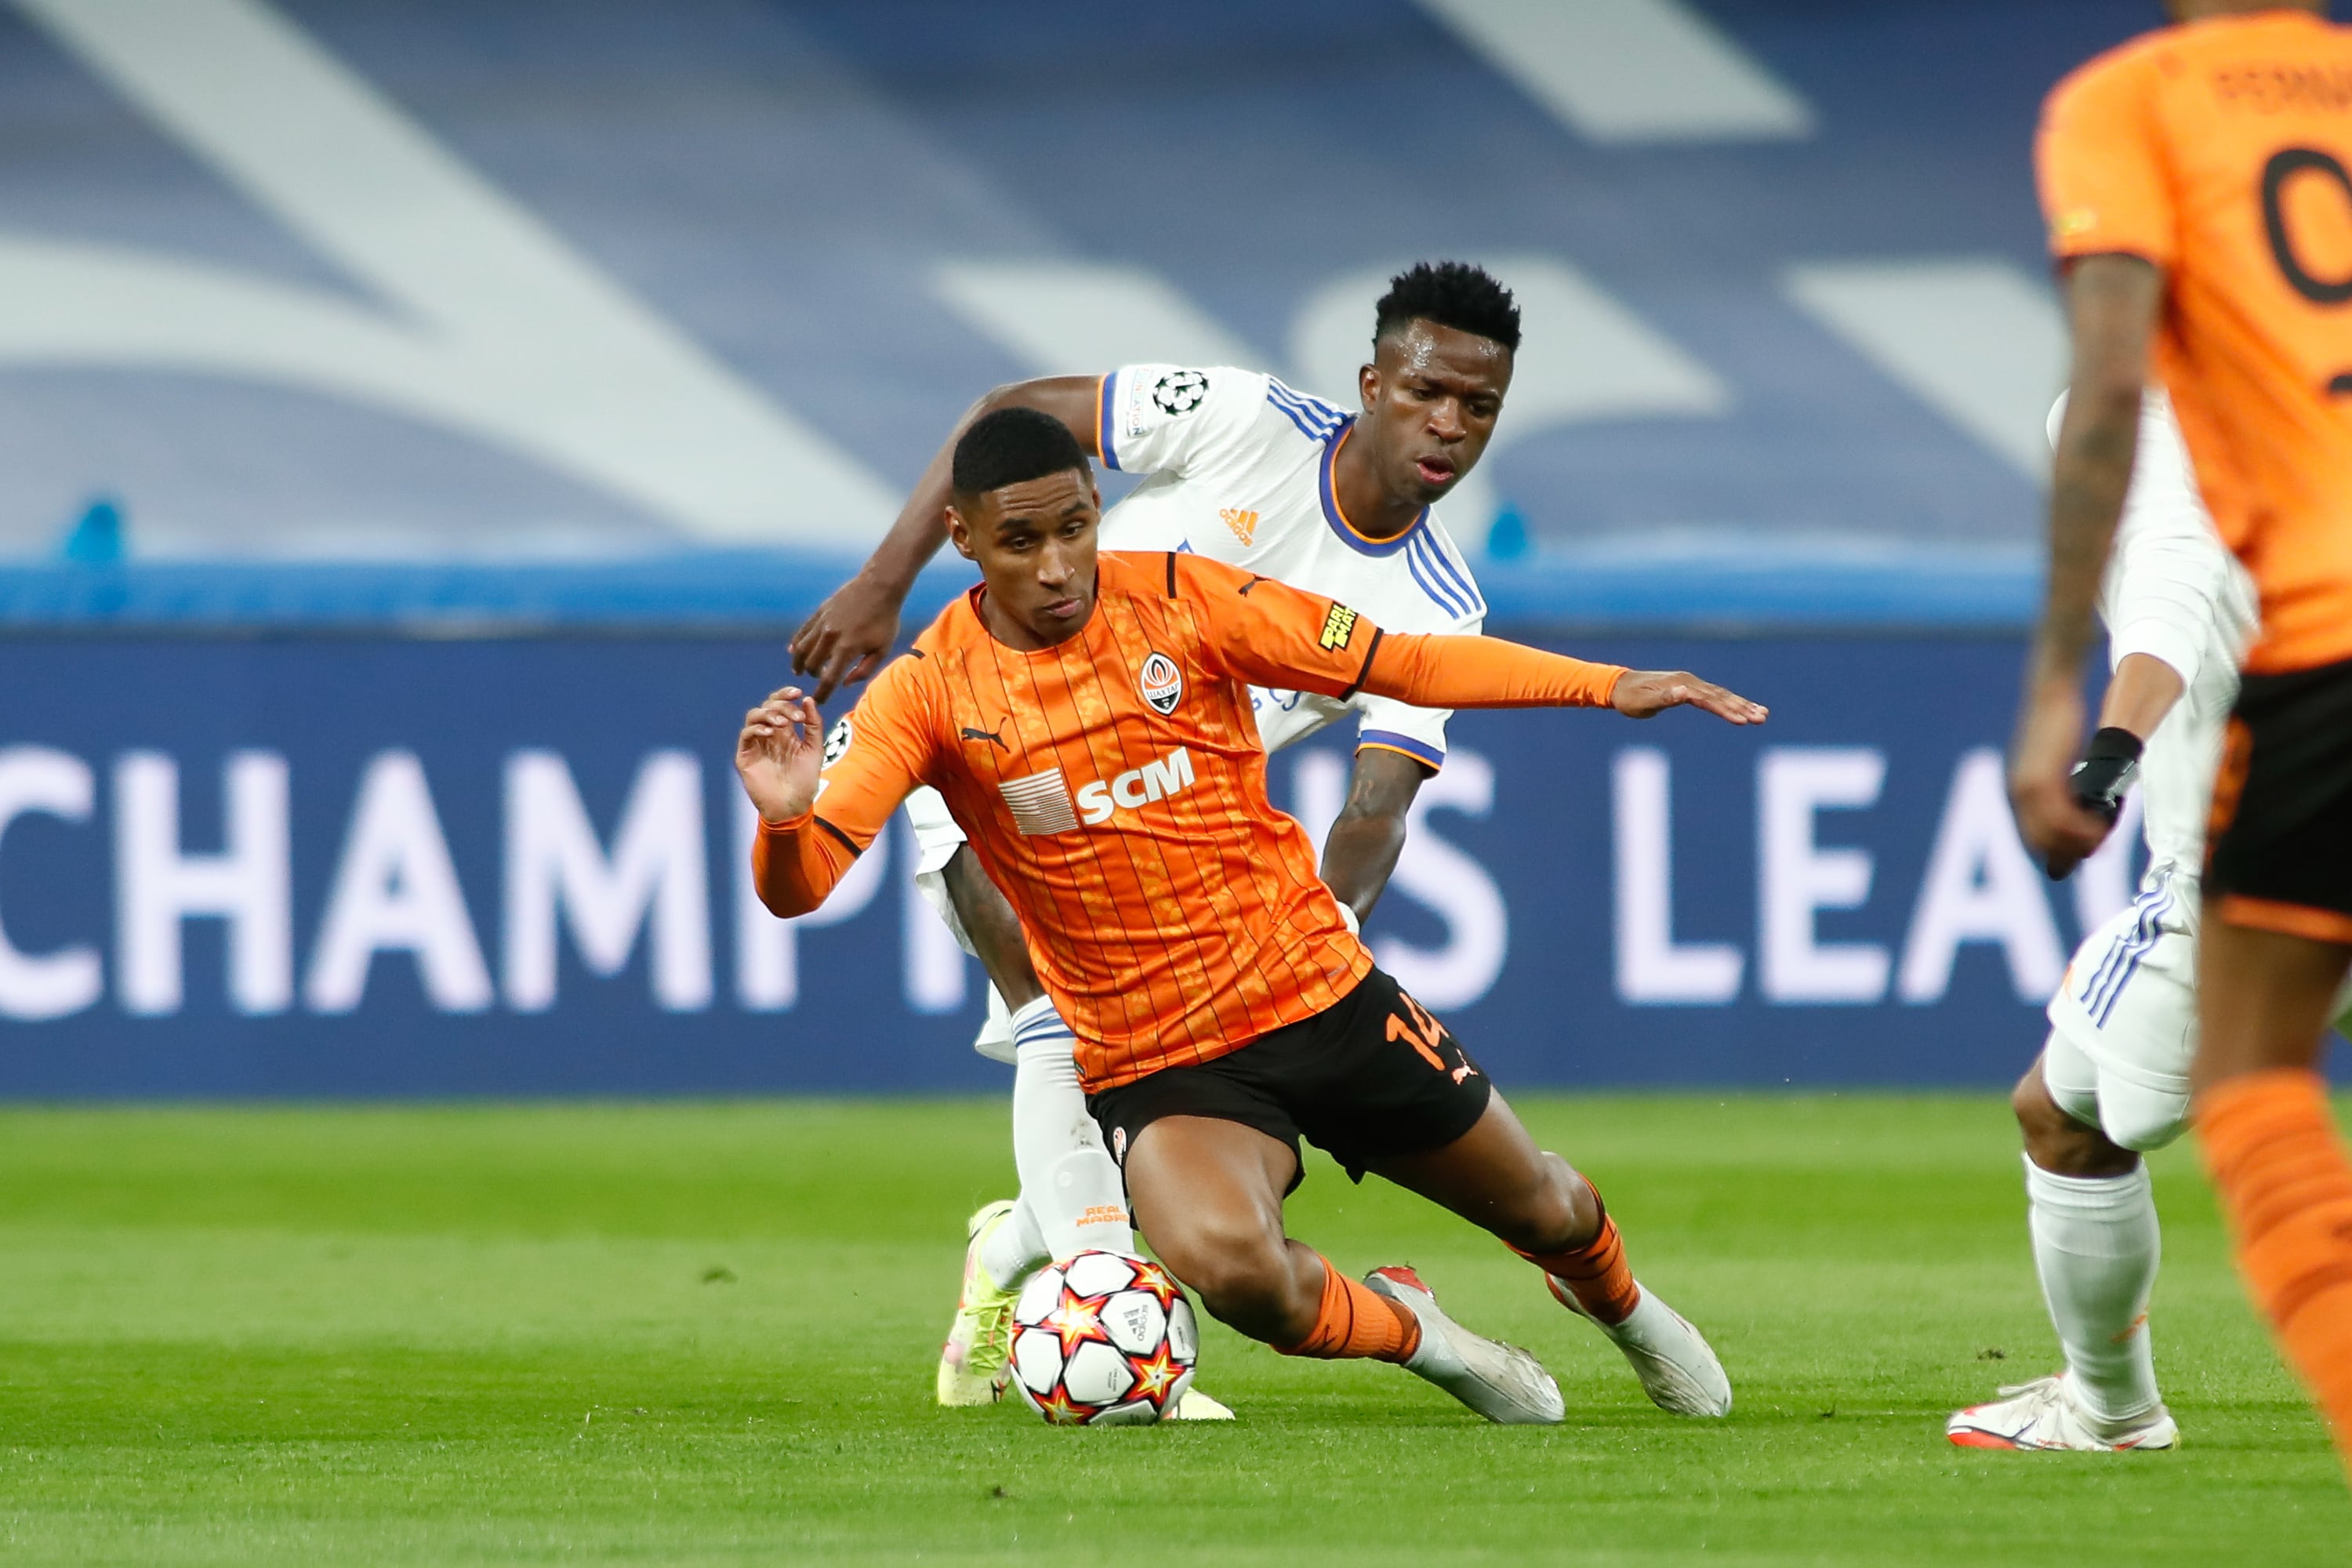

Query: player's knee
<box><xmin>1155</xmin><ymin>1216</ymin><xmax>1305</xmax><ymax>1334</ymax></box>
<box><xmin>1486</xmin><ymin>1152</ymin><xmax>1598</xmax><ymax>1255</ymax></box>
<box><xmin>2013</xmin><ymin>1067</ymin><xmax>2091</xmax><ymax>1160</ymax></box>
<box><xmin>2010</xmin><ymin>1066</ymin><xmax>2060</xmax><ymax>1138</ymax></box>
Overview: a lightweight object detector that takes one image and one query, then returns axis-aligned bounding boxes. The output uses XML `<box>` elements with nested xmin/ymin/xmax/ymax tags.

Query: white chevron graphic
<box><xmin>2</xmin><ymin>0</ymin><xmax>896</xmax><ymax>546</ymax></box>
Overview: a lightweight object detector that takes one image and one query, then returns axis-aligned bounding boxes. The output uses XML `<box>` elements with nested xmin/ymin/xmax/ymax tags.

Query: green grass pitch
<box><xmin>1</xmin><ymin>1094</ymin><xmax>2346</xmax><ymax>1565</ymax></box>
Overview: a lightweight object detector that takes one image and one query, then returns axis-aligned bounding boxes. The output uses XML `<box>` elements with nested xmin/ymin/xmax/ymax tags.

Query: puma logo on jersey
<box><xmin>1220</xmin><ymin>507</ymin><xmax>1258</xmax><ymax>546</ymax></box>
<box><xmin>960</xmin><ymin>724</ymin><xmax>1007</xmax><ymax>750</ymax></box>
<box><xmin>1076</xmin><ymin>747</ymin><xmax>1196</xmax><ymax>826</ymax></box>
<box><xmin>1319</xmin><ymin>603</ymin><xmax>1360</xmax><ymax>650</ymax></box>
<box><xmin>1236</xmin><ymin>574</ymin><xmax>1267</xmax><ymax>597</ymax></box>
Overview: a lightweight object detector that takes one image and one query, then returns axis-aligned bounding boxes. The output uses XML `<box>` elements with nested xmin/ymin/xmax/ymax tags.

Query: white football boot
<box><xmin>1168</xmin><ymin>1388</ymin><xmax>1236</xmax><ymax>1421</ymax></box>
<box><xmin>1366</xmin><ymin>1265</ymin><xmax>1564</xmax><ymax>1425</ymax></box>
<box><xmin>1947</xmin><ymin>1373</ymin><xmax>2178</xmax><ymax>1451</ymax></box>
<box><xmin>936</xmin><ymin>1200</ymin><xmax>1022</xmax><ymax>1406</ymax></box>
<box><xmin>1546</xmin><ymin>1275</ymin><xmax>1733</xmax><ymax>1417</ymax></box>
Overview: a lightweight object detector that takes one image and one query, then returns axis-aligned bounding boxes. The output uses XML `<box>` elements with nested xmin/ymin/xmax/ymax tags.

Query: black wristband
<box><xmin>2068</xmin><ymin>726</ymin><xmax>2144</xmax><ymax>823</ymax></box>
<box><xmin>2083</xmin><ymin>726</ymin><xmax>2144</xmax><ymax>765</ymax></box>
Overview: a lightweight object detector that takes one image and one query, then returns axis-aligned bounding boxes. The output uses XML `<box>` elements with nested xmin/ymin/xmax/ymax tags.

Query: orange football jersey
<box><xmin>755</xmin><ymin>551</ymin><xmax>1623</xmax><ymax>1089</ymax></box>
<box><xmin>2038</xmin><ymin>10</ymin><xmax>2352</xmax><ymax>674</ymax></box>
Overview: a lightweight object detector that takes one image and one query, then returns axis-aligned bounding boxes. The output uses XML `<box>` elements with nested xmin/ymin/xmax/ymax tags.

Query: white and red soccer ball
<box><xmin>1006</xmin><ymin>1250</ymin><xmax>1199</xmax><ymax>1425</ymax></box>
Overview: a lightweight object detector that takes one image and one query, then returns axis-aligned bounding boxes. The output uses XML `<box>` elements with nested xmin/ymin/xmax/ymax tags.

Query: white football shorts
<box><xmin>2043</xmin><ymin>864</ymin><xmax>2352</xmax><ymax>1152</ymax></box>
<box><xmin>2042</xmin><ymin>868</ymin><xmax>2197</xmax><ymax>1154</ymax></box>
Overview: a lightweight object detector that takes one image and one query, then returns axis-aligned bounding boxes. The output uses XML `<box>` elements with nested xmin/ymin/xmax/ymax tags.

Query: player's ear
<box><xmin>944</xmin><ymin>504</ymin><xmax>978</xmax><ymax>562</ymax></box>
<box><xmin>1357</xmin><ymin>360</ymin><xmax>1379</xmax><ymax>414</ymax></box>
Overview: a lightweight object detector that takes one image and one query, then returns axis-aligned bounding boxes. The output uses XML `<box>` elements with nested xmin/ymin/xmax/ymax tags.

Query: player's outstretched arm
<box><xmin>1609</xmin><ymin>670</ymin><xmax>1769</xmax><ymax>724</ymax></box>
<box><xmin>2011</xmin><ymin>254</ymin><xmax>2163</xmax><ymax>867</ymax></box>
<box><xmin>1365</xmin><ymin>637</ymin><xmax>1767</xmax><ymax>724</ymax></box>
<box><xmin>789</xmin><ymin>376</ymin><xmax>1101</xmax><ymax>699</ymax></box>
<box><xmin>1185</xmin><ymin>555</ymin><xmax>1767</xmax><ymax>725</ymax></box>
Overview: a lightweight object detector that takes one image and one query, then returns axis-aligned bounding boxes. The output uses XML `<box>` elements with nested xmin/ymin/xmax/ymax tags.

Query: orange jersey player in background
<box><xmin>2012</xmin><ymin>0</ymin><xmax>2352</xmax><ymax>1480</ymax></box>
<box><xmin>738</xmin><ymin>407</ymin><xmax>1767</xmax><ymax>1425</ymax></box>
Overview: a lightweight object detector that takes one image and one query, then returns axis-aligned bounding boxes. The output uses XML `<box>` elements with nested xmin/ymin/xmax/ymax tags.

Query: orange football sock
<box><xmin>1515</xmin><ymin>1179</ymin><xmax>1642</xmax><ymax>1327</ymax></box>
<box><xmin>2198</xmin><ymin>1069</ymin><xmax>2352</xmax><ymax>1475</ymax></box>
<box><xmin>1275</xmin><ymin>1252</ymin><xmax>1421</xmax><ymax>1363</ymax></box>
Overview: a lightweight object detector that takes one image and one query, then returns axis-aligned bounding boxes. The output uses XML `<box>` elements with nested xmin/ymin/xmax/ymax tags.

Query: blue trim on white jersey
<box><xmin>1265</xmin><ymin>377</ymin><xmax>1344</xmax><ymax>442</ymax></box>
<box><xmin>1415</xmin><ymin>531</ymin><xmax>1486</xmax><ymax>619</ymax></box>
<box><xmin>1403</xmin><ymin>533</ymin><xmax>1464</xmax><ymax>614</ymax></box>
<box><xmin>1316</xmin><ymin>420</ymin><xmax>1428</xmax><ymax>559</ymax></box>
<box><xmin>1405</xmin><ymin>531</ymin><xmax>1478</xmax><ymax>618</ymax></box>
<box><xmin>1356</xmin><ymin>729</ymin><xmax>1444</xmax><ymax>770</ymax></box>
<box><xmin>1097</xmin><ymin>372</ymin><xmax>1122</xmax><ymax>470</ymax></box>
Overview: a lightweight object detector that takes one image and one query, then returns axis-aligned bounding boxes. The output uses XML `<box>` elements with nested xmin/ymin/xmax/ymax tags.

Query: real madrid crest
<box><xmin>1138</xmin><ymin>651</ymin><xmax>1183</xmax><ymax>717</ymax></box>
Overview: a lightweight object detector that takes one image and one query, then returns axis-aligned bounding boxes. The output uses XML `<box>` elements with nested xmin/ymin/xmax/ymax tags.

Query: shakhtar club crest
<box><xmin>1138</xmin><ymin>652</ymin><xmax>1183</xmax><ymax>717</ymax></box>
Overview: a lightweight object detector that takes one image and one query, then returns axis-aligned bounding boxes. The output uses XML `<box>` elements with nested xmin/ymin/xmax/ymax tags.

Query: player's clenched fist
<box><xmin>1611</xmin><ymin>670</ymin><xmax>1769</xmax><ymax>724</ymax></box>
<box><xmin>736</xmin><ymin>686</ymin><xmax>826</xmax><ymax>825</ymax></box>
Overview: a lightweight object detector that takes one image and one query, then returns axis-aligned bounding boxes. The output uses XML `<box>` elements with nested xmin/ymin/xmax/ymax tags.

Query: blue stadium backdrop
<box><xmin>0</xmin><ymin>625</ymin><xmax>2171</xmax><ymax>1097</ymax></box>
<box><xmin>0</xmin><ymin>0</ymin><xmax>2295</xmax><ymax>1094</ymax></box>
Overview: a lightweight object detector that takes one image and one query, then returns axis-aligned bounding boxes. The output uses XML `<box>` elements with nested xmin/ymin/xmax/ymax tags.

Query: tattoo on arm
<box><xmin>1319</xmin><ymin>747</ymin><xmax>1430</xmax><ymax>925</ymax></box>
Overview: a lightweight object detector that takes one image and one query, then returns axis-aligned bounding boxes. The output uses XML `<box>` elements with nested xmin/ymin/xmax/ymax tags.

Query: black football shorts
<box><xmin>1087</xmin><ymin>966</ymin><xmax>1491</xmax><ymax>1192</ymax></box>
<box><xmin>2205</xmin><ymin>652</ymin><xmax>2352</xmax><ymax>944</ymax></box>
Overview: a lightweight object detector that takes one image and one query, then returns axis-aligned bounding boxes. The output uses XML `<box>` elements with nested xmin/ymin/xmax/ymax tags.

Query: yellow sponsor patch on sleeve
<box><xmin>1318</xmin><ymin>603</ymin><xmax>1360</xmax><ymax>651</ymax></box>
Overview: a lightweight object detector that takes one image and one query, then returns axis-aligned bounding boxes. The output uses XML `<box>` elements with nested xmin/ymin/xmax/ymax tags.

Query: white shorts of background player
<box><xmin>2044</xmin><ymin>862</ymin><xmax>2352</xmax><ymax>1154</ymax></box>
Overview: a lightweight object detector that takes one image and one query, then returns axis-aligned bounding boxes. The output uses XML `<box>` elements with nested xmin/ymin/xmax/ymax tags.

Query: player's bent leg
<box><xmin>1121</xmin><ymin>1112</ymin><xmax>1556</xmax><ymax>1424</ymax></box>
<box><xmin>1007</xmin><ymin>1005</ymin><xmax>1132</xmax><ymax>1257</ymax></box>
<box><xmin>1954</xmin><ymin>1063</ymin><xmax>2178</xmax><ymax>1456</ymax></box>
<box><xmin>2193</xmin><ymin>918</ymin><xmax>2352</xmax><ymax>1471</ymax></box>
<box><xmin>1122</xmin><ymin>1114</ymin><xmax>1321</xmax><ymax>1344</ymax></box>
<box><xmin>1374</xmin><ymin>1092</ymin><xmax>1730</xmax><ymax>1417</ymax></box>
<box><xmin>1015</xmin><ymin>1046</ymin><xmax>1239</xmax><ymax>1421</ymax></box>
<box><xmin>1952</xmin><ymin>1047</ymin><xmax>2174</xmax><ymax>1450</ymax></box>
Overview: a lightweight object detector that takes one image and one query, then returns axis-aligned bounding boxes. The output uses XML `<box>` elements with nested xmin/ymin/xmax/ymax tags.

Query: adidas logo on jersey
<box><xmin>1219</xmin><ymin>507</ymin><xmax>1258</xmax><ymax>546</ymax></box>
<box><xmin>996</xmin><ymin>748</ymin><xmax>1198</xmax><ymax>835</ymax></box>
<box><xmin>1076</xmin><ymin>748</ymin><xmax>1195</xmax><ymax>826</ymax></box>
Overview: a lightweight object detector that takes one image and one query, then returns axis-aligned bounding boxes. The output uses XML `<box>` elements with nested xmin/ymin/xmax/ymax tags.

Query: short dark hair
<box><xmin>952</xmin><ymin>406</ymin><xmax>1091</xmax><ymax>498</ymax></box>
<box><xmin>1373</xmin><ymin>261</ymin><xmax>1521</xmax><ymax>354</ymax></box>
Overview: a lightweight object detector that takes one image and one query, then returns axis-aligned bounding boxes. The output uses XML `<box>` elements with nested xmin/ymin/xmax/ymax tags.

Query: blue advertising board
<box><xmin>0</xmin><ymin>626</ymin><xmax>2185</xmax><ymax>1098</ymax></box>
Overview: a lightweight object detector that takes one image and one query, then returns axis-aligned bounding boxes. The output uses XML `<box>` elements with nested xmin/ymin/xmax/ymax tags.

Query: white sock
<box><xmin>978</xmin><ymin>1197</ymin><xmax>1048</xmax><ymax>1292</ymax></box>
<box><xmin>1009</xmin><ymin>997</ymin><xmax>1134</xmax><ymax>1258</ymax></box>
<box><xmin>2024</xmin><ymin>1154</ymin><xmax>2162</xmax><ymax>1423</ymax></box>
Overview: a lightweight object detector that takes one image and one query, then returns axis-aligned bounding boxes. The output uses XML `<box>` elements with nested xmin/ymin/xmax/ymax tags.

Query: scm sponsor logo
<box><xmin>1076</xmin><ymin>748</ymin><xmax>1196</xmax><ymax>826</ymax></box>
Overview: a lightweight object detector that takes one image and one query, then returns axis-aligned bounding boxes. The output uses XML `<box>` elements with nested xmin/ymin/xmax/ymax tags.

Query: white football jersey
<box><xmin>2049</xmin><ymin>390</ymin><xmax>2259</xmax><ymax>875</ymax></box>
<box><xmin>1095</xmin><ymin>364</ymin><xmax>1485</xmax><ymax>769</ymax></box>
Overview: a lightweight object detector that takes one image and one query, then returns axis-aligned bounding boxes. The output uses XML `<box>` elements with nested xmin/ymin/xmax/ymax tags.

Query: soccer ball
<box><xmin>1005</xmin><ymin>1250</ymin><xmax>1198</xmax><ymax>1425</ymax></box>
